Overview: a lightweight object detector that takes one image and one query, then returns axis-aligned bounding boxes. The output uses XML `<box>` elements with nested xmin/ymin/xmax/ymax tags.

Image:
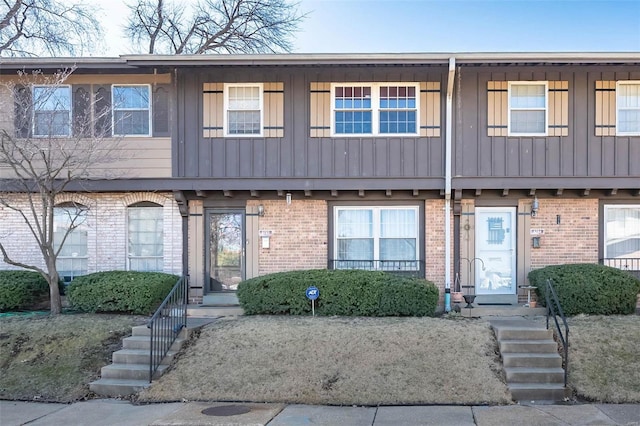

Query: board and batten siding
<box><xmin>455</xmin><ymin>67</ymin><xmax>640</xmax><ymax>180</ymax></box>
<box><xmin>177</xmin><ymin>67</ymin><xmax>447</xmax><ymax>183</ymax></box>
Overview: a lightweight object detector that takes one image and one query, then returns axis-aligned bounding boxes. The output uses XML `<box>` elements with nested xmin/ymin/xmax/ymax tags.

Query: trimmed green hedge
<box><xmin>528</xmin><ymin>263</ymin><xmax>640</xmax><ymax>316</ymax></box>
<box><xmin>0</xmin><ymin>270</ymin><xmax>50</xmax><ymax>312</ymax></box>
<box><xmin>66</xmin><ymin>271</ymin><xmax>179</xmax><ymax>315</ymax></box>
<box><xmin>237</xmin><ymin>269</ymin><xmax>439</xmax><ymax>317</ymax></box>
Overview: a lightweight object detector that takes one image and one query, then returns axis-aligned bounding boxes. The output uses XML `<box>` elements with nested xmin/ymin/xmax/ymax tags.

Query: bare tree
<box><xmin>125</xmin><ymin>0</ymin><xmax>305</xmax><ymax>54</ymax></box>
<box><xmin>0</xmin><ymin>68</ymin><xmax>122</xmax><ymax>314</ymax></box>
<box><xmin>0</xmin><ymin>0</ymin><xmax>102</xmax><ymax>57</ymax></box>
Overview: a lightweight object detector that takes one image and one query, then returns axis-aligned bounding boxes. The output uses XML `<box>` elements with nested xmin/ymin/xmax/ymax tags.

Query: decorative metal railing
<box><xmin>545</xmin><ymin>278</ymin><xmax>569</xmax><ymax>387</ymax></box>
<box><xmin>327</xmin><ymin>259</ymin><xmax>425</xmax><ymax>277</ymax></box>
<box><xmin>599</xmin><ymin>258</ymin><xmax>640</xmax><ymax>279</ymax></box>
<box><xmin>147</xmin><ymin>276</ymin><xmax>188</xmax><ymax>382</ymax></box>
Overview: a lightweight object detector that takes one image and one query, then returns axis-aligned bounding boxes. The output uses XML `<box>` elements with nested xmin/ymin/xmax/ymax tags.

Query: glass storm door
<box><xmin>208</xmin><ymin>211</ymin><xmax>245</xmax><ymax>292</ymax></box>
<box><xmin>475</xmin><ymin>207</ymin><xmax>516</xmax><ymax>296</ymax></box>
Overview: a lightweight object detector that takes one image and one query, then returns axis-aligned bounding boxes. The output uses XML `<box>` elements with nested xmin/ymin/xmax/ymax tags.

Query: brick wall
<box><xmin>0</xmin><ymin>192</ymin><xmax>183</xmax><ymax>275</ymax></box>
<box><xmin>425</xmin><ymin>199</ymin><xmax>451</xmax><ymax>305</ymax></box>
<box><xmin>530</xmin><ymin>198</ymin><xmax>599</xmax><ymax>269</ymax></box>
<box><xmin>249</xmin><ymin>199</ymin><xmax>328</xmax><ymax>275</ymax></box>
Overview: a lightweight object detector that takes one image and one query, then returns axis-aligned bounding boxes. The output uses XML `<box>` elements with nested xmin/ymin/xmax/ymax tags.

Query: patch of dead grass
<box><xmin>568</xmin><ymin>314</ymin><xmax>640</xmax><ymax>403</ymax></box>
<box><xmin>0</xmin><ymin>313</ymin><xmax>146</xmax><ymax>402</ymax></box>
<box><xmin>138</xmin><ymin>316</ymin><xmax>511</xmax><ymax>405</ymax></box>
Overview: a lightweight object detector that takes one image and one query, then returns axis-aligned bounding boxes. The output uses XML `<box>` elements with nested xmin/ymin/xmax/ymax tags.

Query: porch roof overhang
<box><xmin>2</xmin><ymin>52</ymin><xmax>639</xmax><ymax>73</ymax></box>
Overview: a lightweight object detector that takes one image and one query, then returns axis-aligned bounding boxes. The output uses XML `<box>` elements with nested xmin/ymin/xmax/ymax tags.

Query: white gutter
<box><xmin>444</xmin><ymin>57</ymin><xmax>456</xmax><ymax>312</ymax></box>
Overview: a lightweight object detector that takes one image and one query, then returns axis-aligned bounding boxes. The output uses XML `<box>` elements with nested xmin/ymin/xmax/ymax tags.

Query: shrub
<box><xmin>237</xmin><ymin>269</ymin><xmax>439</xmax><ymax>317</ymax></box>
<box><xmin>528</xmin><ymin>263</ymin><xmax>640</xmax><ymax>316</ymax></box>
<box><xmin>66</xmin><ymin>271</ymin><xmax>179</xmax><ymax>315</ymax></box>
<box><xmin>0</xmin><ymin>270</ymin><xmax>50</xmax><ymax>312</ymax></box>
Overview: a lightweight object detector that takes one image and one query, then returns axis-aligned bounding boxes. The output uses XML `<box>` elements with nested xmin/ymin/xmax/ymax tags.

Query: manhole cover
<box><xmin>201</xmin><ymin>405</ymin><xmax>252</xmax><ymax>416</ymax></box>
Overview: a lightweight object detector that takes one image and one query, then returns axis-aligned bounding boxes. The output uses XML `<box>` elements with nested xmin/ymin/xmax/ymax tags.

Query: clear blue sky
<box><xmin>100</xmin><ymin>0</ymin><xmax>640</xmax><ymax>55</ymax></box>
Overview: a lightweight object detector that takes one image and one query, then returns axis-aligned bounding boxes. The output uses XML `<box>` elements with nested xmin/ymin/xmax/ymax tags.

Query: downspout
<box><xmin>444</xmin><ymin>57</ymin><xmax>456</xmax><ymax>312</ymax></box>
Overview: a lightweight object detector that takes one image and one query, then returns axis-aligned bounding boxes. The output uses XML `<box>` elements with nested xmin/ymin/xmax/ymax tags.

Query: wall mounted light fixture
<box><xmin>286</xmin><ymin>192</ymin><xmax>292</xmax><ymax>205</ymax></box>
<box><xmin>257</xmin><ymin>204</ymin><xmax>265</xmax><ymax>216</ymax></box>
<box><xmin>531</xmin><ymin>197</ymin><xmax>539</xmax><ymax>217</ymax></box>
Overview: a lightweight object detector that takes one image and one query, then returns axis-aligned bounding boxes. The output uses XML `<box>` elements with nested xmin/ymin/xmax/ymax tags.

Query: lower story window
<box><xmin>603</xmin><ymin>205</ymin><xmax>640</xmax><ymax>274</ymax></box>
<box><xmin>128</xmin><ymin>203</ymin><xmax>164</xmax><ymax>272</ymax></box>
<box><xmin>334</xmin><ymin>206</ymin><xmax>419</xmax><ymax>271</ymax></box>
<box><xmin>53</xmin><ymin>204</ymin><xmax>88</xmax><ymax>283</ymax></box>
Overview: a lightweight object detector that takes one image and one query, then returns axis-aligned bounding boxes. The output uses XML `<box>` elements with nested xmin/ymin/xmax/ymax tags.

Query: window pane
<box><xmin>511</xmin><ymin>84</ymin><xmax>545</xmax><ymax>108</ymax></box>
<box><xmin>510</xmin><ymin>110</ymin><xmax>545</xmax><ymax>133</ymax></box>
<box><xmin>337</xmin><ymin>209</ymin><xmax>372</xmax><ymax>237</ymax></box>
<box><xmin>114</xmin><ymin>110</ymin><xmax>150</xmax><ymax>135</ymax></box>
<box><xmin>380</xmin><ymin>209</ymin><xmax>417</xmax><ymax>238</ymax></box>
<box><xmin>618</xmin><ymin>110</ymin><xmax>640</xmax><ymax>133</ymax></box>
<box><xmin>337</xmin><ymin>238</ymin><xmax>374</xmax><ymax>260</ymax></box>
<box><xmin>618</xmin><ymin>84</ymin><xmax>640</xmax><ymax>108</ymax></box>
<box><xmin>380</xmin><ymin>238</ymin><xmax>417</xmax><ymax>260</ymax></box>
<box><xmin>229</xmin><ymin>86</ymin><xmax>260</xmax><ymax>110</ymax></box>
<box><xmin>379</xmin><ymin>85</ymin><xmax>417</xmax><ymax>134</ymax></box>
<box><xmin>34</xmin><ymin>111</ymin><xmax>70</xmax><ymax>137</ymax></box>
<box><xmin>228</xmin><ymin>111</ymin><xmax>261</xmax><ymax>134</ymax></box>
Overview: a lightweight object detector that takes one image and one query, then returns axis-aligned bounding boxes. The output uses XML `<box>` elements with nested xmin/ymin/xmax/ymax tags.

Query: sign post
<box><xmin>305</xmin><ymin>286</ymin><xmax>319</xmax><ymax>316</ymax></box>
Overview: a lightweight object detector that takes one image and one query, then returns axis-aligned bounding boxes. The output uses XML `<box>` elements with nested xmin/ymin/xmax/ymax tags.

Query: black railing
<box><xmin>147</xmin><ymin>276</ymin><xmax>188</xmax><ymax>382</ymax></box>
<box><xmin>327</xmin><ymin>259</ymin><xmax>425</xmax><ymax>277</ymax></box>
<box><xmin>599</xmin><ymin>258</ymin><xmax>640</xmax><ymax>279</ymax></box>
<box><xmin>545</xmin><ymin>278</ymin><xmax>569</xmax><ymax>387</ymax></box>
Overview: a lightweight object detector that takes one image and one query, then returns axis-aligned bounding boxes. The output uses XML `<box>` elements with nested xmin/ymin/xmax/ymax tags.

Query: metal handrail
<box><xmin>327</xmin><ymin>259</ymin><xmax>425</xmax><ymax>277</ymax></box>
<box><xmin>599</xmin><ymin>258</ymin><xmax>640</xmax><ymax>279</ymax></box>
<box><xmin>147</xmin><ymin>276</ymin><xmax>188</xmax><ymax>382</ymax></box>
<box><xmin>545</xmin><ymin>278</ymin><xmax>569</xmax><ymax>387</ymax></box>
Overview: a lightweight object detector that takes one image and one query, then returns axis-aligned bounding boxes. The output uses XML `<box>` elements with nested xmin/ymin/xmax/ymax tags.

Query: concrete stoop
<box><xmin>190</xmin><ymin>292</ymin><xmax>244</xmax><ymax>318</ymax></box>
<box><xmin>491</xmin><ymin>319</ymin><xmax>570</xmax><ymax>403</ymax></box>
<box><xmin>89</xmin><ymin>325</ymin><xmax>188</xmax><ymax>397</ymax></box>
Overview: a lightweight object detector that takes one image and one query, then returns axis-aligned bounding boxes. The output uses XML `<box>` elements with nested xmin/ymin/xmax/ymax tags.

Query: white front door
<box><xmin>475</xmin><ymin>207</ymin><xmax>517</xmax><ymax>298</ymax></box>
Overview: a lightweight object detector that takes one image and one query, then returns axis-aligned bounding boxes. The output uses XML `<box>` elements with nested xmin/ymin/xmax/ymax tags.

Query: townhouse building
<box><xmin>1</xmin><ymin>53</ymin><xmax>638</xmax><ymax>309</ymax></box>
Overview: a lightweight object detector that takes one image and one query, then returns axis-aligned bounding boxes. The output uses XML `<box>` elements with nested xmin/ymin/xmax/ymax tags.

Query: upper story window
<box><xmin>332</xmin><ymin>83</ymin><xmax>419</xmax><ymax>136</ymax></box>
<box><xmin>33</xmin><ymin>85</ymin><xmax>71</xmax><ymax>137</ymax></box>
<box><xmin>112</xmin><ymin>85</ymin><xmax>151</xmax><ymax>136</ymax></box>
<box><xmin>224</xmin><ymin>83</ymin><xmax>263</xmax><ymax>136</ymax></box>
<box><xmin>508</xmin><ymin>82</ymin><xmax>548</xmax><ymax>136</ymax></box>
<box><xmin>616</xmin><ymin>81</ymin><xmax>640</xmax><ymax>135</ymax></box>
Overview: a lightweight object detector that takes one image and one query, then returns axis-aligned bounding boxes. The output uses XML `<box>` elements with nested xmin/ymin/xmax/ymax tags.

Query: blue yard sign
<box><xmin>306</xmin><ymin>286</ymin><xmax>319</xmax><ymax>316</ymax></box>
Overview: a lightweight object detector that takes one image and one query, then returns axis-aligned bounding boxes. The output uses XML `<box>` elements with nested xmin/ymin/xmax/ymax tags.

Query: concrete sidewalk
<box><xmin>1</xmin><ymin>399</ymin><xmax>639</xmax><ymax>426</ymax></box>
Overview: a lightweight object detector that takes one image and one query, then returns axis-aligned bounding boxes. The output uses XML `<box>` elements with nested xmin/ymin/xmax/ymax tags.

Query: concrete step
<box><xmin>505</xmin><ymin>367</ymin><xmax>565</xmax><ymax>384</ymax></box>
<box><xmin>100</xmin><ymin>363</ymin><xmax>168</xmax><ymax>381</ymax></box>
<box><xmin>131</xmin><ymin>324</ymin><xmax>188</xmax><ymax>337</ymax></box>
<box><xmin>508</xmin><ymin>383</ymin><xmax>570</xmax><ymax>402</ymax></box>
<box><xmin>459</xmin><ymin>306</ymin><xmax>546</xmax><ymax>317</ymax></box>
<box><xmin>122</xmin><ymin>335</ymin><xmax>184</xmax><ymax>350</ymax></box>
<box><xmin>502</xmin><ymin>353</ymin><xmax>563</xmax><ymax>368</ymax></box>
<box><xmin>187</xmin><ymin>305</ymin><xmax>244</xmax><ymax>318</ymax></box>
<box><xmin>499</xmin><ymin>339</ymin><xmax>558</xmax><ymax>353</ymax></box>
<box><xmin>89</xmin><ymin>378</ymin><xmax>151</xmax><ymax>397</ymax></box>
<box><xmin>202</xmin><ymin>292</ymin><xmax>239</xmax><ymax>306</ymax></box>
<box><xmin>494</xmin><ymin>327</ymin><xmax>553</xmax><ymax>341</ymax></box>
<box><xmin>111</xmin><ymin>349</ymin><xmax>176</xmax><ymax>365</ymax></box>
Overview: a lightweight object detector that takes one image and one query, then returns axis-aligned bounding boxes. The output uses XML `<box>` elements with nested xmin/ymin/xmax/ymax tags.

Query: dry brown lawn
<box><xmin>568</xmin><ymin>315</ymin><xmax>640</xmax><ymax>403</ymax></box>
<box><xmin>138</xmin><ymin>315</ymin><xmax>512</xmax><ymax>406</ymax></box>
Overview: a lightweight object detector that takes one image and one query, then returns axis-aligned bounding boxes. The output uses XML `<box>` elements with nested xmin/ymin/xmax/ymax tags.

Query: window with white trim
<box><xmin>53</xmin><ymin>204</ymin><xmax>88</xmax><ymax>283</ymax></box>
<box><xmin>128</xmin><ymin>203</ymin><xmax>164</xmax><ymax>272</ymax></box>
<box><xmin>224</xmin><ymin>83</ymin><xmax>263</xmax><ymax>136</ymax></box>
<box><xmin>508</xmin><ymin>82</ymin><xmax>548</xmax><ymax>136</ymax></box>
<box><xmin>112</xmin><ymin>85</ymin><xmax>151</xmax><ymax>136</ymax></box>
<box><xmin>332</xmin><ymin>83</ymin><xmax>419</xmax><ymax>136</ymax></box>
<box><xmin>333</xmin><ymin>206</ymin><xmax>419</xmax><ymax>271</ymax></box>
<box><xmin>604</xmin><ymin>205</ymin><xmax>640</xmax><ymax>259</ymax></box>
<box><xmin>33</xmin><ymin>85</ymin><xmax>71</xmax><ymax>137</ymax></box>
<box><xmin>616</xmin><ymin>81</ymin><xmax>640</xmax><ymax>135</ymax></box>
